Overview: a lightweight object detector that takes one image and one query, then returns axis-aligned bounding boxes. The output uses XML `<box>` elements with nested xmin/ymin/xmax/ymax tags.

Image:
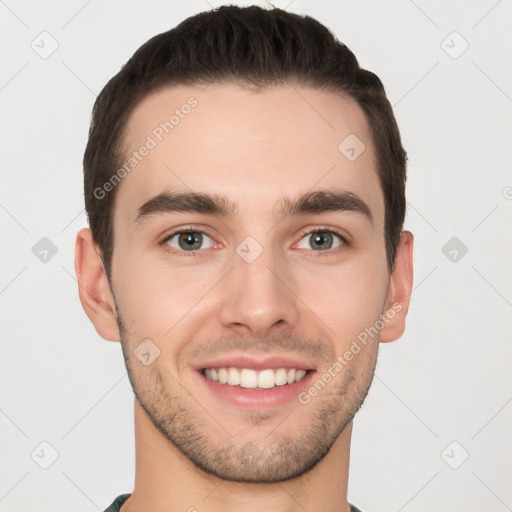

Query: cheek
<box><xmin>112</xmin><ymin>252</ymin><xmax>225</xmax><ymax>338</ymax></box>
<box><xmin>292</xmin><ymin>256</ymin><xmax>388</xmax><ymax>346</ymax></box>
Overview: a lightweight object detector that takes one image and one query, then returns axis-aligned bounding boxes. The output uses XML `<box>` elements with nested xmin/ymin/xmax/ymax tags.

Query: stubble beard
<box><xmin>117</xmin><ymin>313</ymin><xmax>378</xmax><ymax>483</ymax></box>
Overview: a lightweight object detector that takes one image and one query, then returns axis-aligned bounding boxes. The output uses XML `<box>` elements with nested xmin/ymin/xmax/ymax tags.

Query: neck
<box><xmin>122</xmin><ymin>399</ymin><xmax>352</xmax><ymax>512</ymax></box>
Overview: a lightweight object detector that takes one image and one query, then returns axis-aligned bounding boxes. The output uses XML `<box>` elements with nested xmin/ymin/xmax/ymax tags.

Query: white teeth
<box><xmin>257</xmin><ymin>369</ymin><xmax>275</xmax><ymax>389</ymax></box>
<box><xmin>275</xmin><ymin>368</ymin><xmax>288</xmax><ymax>386</ymax></box>
<box><xmin>240</xmin><ymin>369</ymin><xmax>258</xmax><ymax>388</ymax></box>
<box><xmin>227</xmin><ymin>367</ymin><xmax>240</xmax><ymax>385</ymax></box>
<box><xmin>204</xmin><ymin>367</ymin><xmax>308</xmax><ymax>388</ymax></box>
<box><xmin>218</xmin><ymin>368</ymin><xmax>228</xmax><ymax>384</ymax></box>
<box><xmin>295</xmin><ymin>369</ymin><xmax>307</xmax><ymax>382</ymax></box>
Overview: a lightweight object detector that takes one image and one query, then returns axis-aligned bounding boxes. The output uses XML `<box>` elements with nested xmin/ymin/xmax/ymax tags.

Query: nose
<box><xmin>218</xmin><ymin>242</ymin><xmax>300</xmax><ymax>338</ymax></box>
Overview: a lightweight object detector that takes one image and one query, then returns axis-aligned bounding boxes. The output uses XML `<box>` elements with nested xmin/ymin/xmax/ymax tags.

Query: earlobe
<box><xmin>380</xmin><ymin>231</ymin><xmax>414</xmax><ymax>343</ymax></box>
<box><xmin>74</xmin><ymin>228</ymin><xmax>121</xmax><ymax>342</ymax></box>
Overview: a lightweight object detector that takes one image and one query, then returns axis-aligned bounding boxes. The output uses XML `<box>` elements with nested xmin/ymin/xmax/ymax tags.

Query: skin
<box><xmin>75</xmin><ymin>83</ymin><xmax>413</xmax><ymax>512</ymax></box>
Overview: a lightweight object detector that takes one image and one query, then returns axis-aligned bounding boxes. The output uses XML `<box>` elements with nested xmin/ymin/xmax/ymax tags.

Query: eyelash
<box><xmin>160</xmin><ymin>226</ymin><xmax>350</xmax><ymax>258</ymax></box>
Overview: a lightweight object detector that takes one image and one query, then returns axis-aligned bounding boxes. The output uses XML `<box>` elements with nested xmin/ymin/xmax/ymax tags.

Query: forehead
<box><xmin>116</xmin><ymin>82</ymin><xmax>383</xmax><ymax>223</ymax></box>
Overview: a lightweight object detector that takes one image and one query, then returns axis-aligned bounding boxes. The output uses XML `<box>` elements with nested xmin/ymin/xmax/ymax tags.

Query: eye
<box><xmin>296</xmin><ymin>230</ymin><xmax>345</xmax><ymax>251</ymax></box>
<box><xmin>165</xmin><ymin>230</ymin><xmax>214</xmax><ymax>252</ymax></box>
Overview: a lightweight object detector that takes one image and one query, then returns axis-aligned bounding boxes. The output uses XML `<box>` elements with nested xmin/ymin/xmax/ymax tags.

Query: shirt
<box><xmin>103</xmin><ymin>493</ymin><xmax>363</xmax><ymax>511</ymax></box>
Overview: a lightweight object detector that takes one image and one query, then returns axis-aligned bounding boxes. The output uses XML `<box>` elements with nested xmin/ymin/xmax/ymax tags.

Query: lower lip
<box><xmin>198</xmin><ymin>370</ymin><xmax>315</xmax><ymax>409</ymax></box>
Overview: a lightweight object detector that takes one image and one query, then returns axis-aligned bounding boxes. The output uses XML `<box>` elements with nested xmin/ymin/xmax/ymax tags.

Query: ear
<box><xmin>380</xmin><ymin>231</ymin><xmax>414</xmax><ymax>343</ymax></box>
<box><xmin>74</xmin><ymin>228</ymin><xmax>120</xmax><ymax>342</ymax></box>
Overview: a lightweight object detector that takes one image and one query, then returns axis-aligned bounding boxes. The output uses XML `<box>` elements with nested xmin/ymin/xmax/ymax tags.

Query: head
<box><xmin>76</xmin><ymin>5</ymin><xmax>413</xmax><ymax>483</ymax></box>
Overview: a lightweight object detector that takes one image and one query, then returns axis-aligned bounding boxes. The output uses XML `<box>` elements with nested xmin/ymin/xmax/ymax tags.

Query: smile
<box><xmin>203</xmin><ymin>367</ymin><xmax>308</xmax><ymax>389</ymax></box>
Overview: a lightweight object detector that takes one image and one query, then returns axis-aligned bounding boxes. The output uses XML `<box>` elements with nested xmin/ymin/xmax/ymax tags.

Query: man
<box><xmin>75</xmin><ymin>5</ymin><xmax>413</xmax><ymax>512</ymax></box>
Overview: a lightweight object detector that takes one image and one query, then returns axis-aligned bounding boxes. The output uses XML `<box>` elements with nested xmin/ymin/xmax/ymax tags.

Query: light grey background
<box><xmin>1</xmin><ymin>1</ymin><xmax>511</xmax><ymax>511</ymax></box>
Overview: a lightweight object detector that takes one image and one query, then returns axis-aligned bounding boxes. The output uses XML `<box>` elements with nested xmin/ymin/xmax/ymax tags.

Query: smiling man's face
<box><xmin>87</xmin><ymin>82</ymin><xmax>411</xmax><ymax>483</ymax></box>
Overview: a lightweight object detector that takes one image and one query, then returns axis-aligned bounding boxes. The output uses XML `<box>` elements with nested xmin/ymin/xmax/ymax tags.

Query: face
<box><xmin>107</xmin><ymin>83</ymin><xmax>396</xmax><ymax>482</ymax></box>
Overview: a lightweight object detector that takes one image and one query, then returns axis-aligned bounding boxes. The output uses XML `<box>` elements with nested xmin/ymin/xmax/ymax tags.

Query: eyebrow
<box><xmin>135</xmin><ymin>189</ymin><xmax>373</xmax><ymax>224</ymax></box>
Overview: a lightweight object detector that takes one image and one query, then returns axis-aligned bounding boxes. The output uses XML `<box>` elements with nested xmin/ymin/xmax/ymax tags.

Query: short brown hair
<box><xmin>83</xmin><ymin>5</ymin><xmax>407</xmax><ymax>277</ymax></box>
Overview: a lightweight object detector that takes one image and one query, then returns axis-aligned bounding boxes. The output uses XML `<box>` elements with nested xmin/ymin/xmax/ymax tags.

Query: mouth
<box><xmin>194</xmin><ymin>355</ymin><xmax>316</xmax><ymax>409</ymax></box>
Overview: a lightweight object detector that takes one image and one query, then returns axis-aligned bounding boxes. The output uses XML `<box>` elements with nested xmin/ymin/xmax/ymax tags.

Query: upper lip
<box><xmin>193</xmin><ymin>354</ymin><xmax>315</xmax><ymax>372</ymax></box>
